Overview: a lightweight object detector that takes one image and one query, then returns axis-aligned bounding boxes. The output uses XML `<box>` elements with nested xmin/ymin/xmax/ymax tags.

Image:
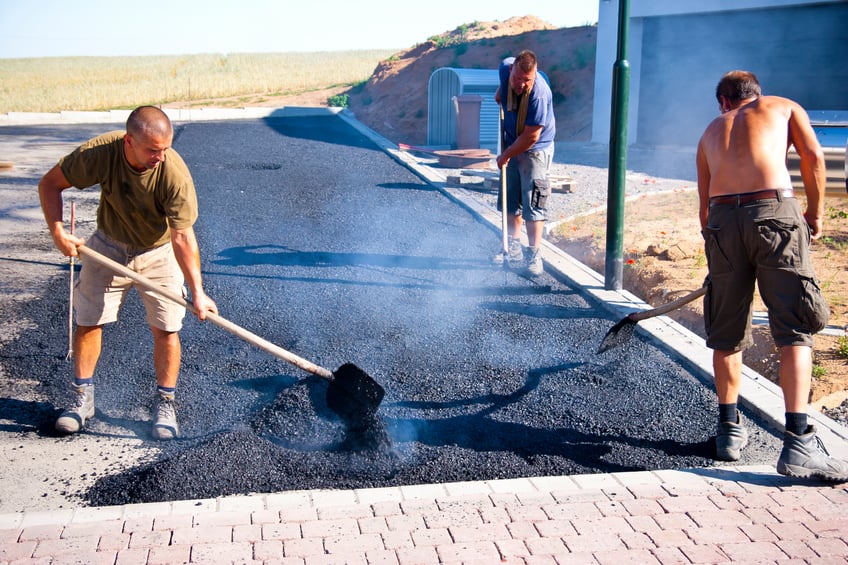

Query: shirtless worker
<box><xmin>696</xmin><ymin>70</ymin><xmax>848</xmax><ymax>480</ymax></box>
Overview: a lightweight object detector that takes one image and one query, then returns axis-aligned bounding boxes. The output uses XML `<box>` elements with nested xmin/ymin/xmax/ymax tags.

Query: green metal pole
<box><xmin>604</xmin><ymin>0</ymin><xmax>631</xmax><ymax>290</ymax></box>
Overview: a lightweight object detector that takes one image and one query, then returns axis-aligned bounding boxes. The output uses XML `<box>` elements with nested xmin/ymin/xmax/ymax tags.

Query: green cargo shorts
<box><xmin>703</xmin><ymin>195</ymin><xmax>829</xmax><ymax>350</ymax></box>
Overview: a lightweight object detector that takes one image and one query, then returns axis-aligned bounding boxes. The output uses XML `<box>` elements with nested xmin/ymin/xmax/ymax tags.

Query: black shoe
<box><xmin>715</xmin><ymin>412</ymin><xmax>748</xmax><ymax>461</ymax></box>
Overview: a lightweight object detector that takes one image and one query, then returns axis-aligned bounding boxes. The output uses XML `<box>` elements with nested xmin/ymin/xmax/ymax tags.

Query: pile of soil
<box><xmin>347</xmin><ymin>16</ymin><xmax>597</xmax><ymax>145</ymax></box>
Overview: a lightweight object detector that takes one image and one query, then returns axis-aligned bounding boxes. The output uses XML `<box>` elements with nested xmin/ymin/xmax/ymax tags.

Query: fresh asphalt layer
<box><xmin>0</xmin><ymin>108</ymin><xmax>846</xmax><ymax>517</ymax></box>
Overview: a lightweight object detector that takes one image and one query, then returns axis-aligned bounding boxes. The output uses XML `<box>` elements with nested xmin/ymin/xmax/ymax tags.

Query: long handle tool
<box><xmin>499</xmin><ymin>107</ymin><xmax>509</xmax><ymax>260</ymax></box>
<box><xmin>597</xmin><ymin>285</ymin><xmax>707</xmax><ymax>354</ymax></box>
<box><xmin>76</xmin><ymin>245</ymin><xmax>385</xmax><ymax>425</ymax></box>
<box><xmin>65</xmin><ymin>202</ymin><xmax>76</xmax><ymax>360</ymax></box>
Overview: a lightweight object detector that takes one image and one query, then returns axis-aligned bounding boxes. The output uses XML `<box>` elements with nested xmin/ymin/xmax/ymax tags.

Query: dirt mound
<box><xmin>347</xmin><ymin>16</ymin><xmax>597</xmax><ymax>145</ymax></box>
<box><xmin>170</xmin><ymin>16</ymin><xmax>598</xmax><ymax>145</ymax></box>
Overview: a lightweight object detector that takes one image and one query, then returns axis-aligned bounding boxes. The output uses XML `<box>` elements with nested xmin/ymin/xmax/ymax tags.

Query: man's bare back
<box><xmin>697</xmin><ymin>95</ymin><xmax>798</xmax><ymax>195</ymax></box>
<box><xmin>696</xmin><ymin>90</ymin><xmax>826</xmax><ymax>236</ymax></box>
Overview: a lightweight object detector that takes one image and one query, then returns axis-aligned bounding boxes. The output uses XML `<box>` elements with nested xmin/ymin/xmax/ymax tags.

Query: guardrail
<box><xmin>787</xmin><ymin>145</ymin><xmax>847</xmax><ymax>197</ymax></box>
<box><xmin>788</xmin><ymin>113</ymin><xmax>847</xmax><ymax>197</ymax></box>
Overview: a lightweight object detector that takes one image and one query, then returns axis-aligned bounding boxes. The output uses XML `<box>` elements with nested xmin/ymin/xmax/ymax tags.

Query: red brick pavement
<box><xmin>1</xmin><ymin>465</ymin><xmax>846</xmax><ymax>564</ymax></box>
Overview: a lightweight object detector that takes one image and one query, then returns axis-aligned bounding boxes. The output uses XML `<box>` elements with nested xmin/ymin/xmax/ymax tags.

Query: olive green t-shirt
<box><xmin>59</xmin><ymin>131</ymin><xmax>198</xmax><ymax>248</ymax></box>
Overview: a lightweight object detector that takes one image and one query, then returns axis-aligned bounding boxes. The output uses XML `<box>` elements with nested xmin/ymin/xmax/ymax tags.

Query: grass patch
<box><xmin>837</xmin><ymin>335</ymin><xmax>848</xmax><ymax>359</ymax></box>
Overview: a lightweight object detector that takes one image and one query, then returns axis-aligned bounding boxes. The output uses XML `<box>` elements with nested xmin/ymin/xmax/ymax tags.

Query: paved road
<box><xmin>0</xmin><ymin>112</ymin><xmax>845</xmax><ymax>563</ymax></box>
<box><xmin>1</xmin><ymin>113</ymin><xmax>786</xmax><ymax>508</ymax></box>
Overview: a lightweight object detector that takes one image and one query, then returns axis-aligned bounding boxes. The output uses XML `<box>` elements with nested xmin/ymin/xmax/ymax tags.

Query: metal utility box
<box><xmin>428</xmin><ymin>68</ymin><xmax>500</xmax><ymax>151</ymax></box>
<box><xmin>454</xmin><ymin>94</ymin><xmax>483</xmax><ymax>149</ymax></box>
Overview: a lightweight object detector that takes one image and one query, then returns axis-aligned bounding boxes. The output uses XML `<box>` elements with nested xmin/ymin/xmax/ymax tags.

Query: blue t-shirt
<box><xmin>499</xmin><ymin>57</ymin><xmax>556</xmax><ymax>152</ymax></box>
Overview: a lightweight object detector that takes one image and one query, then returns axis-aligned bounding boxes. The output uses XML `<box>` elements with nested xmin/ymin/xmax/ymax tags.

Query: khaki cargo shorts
<box><xmin>74</xmin><ymin>230</ymin><xmax>186</xmax><ymax>332</ymax></box>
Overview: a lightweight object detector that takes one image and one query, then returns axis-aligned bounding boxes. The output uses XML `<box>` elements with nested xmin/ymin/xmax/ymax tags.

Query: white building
<box><xmin>591</xmin><ymin>0</ymin><xmax>848</xmax><ymax>147</ymax></box>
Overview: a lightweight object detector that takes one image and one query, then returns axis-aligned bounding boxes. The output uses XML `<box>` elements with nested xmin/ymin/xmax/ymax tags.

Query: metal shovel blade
<box><xmin>596</xmin><ymin>286</ymin><xmax>708</xmax><ymax>355</ymax></box>
<box><xmin>327</xmin><ymin>363</ymin><xmax>385</xmax><ymax>425</ymax></box>
<box><xmin>596</xmin><ymin>315</ymin><xmax>638</xmax><ymax>354</ymax></box>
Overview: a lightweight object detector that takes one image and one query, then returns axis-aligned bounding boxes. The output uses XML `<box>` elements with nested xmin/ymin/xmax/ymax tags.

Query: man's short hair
<box><xmin>127</xmin><ymin>106</ymin><xmax>173</xmax><ymax>139</ymax></box>
<box><xmin>514</xmin><ymin>50</ymin><xmax>537</xmax><ymax>73</ymax></box>
<box><xmin>715</xmin><ymin>70</ymin><xmax>762</xmax><ymax>103</ymax></box>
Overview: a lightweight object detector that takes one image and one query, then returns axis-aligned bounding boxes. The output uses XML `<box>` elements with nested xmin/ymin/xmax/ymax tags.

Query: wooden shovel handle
<box><xmin>77</xmin><ymin>245</ymin><xmax>334</xmax><ymax>381</ymax></box>
<box><xmin>628</xmin><ymin>285</ymin><xmax>707</xmax><ymax>322</ymax></box>
<box><xmin>499</xmin><ymin>107</ymin><xmax>508</xmax><ymax>254</ymax></box>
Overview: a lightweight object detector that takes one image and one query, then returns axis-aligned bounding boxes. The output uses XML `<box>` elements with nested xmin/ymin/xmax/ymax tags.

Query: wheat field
<box><xmin>0</xmin><ymin>50</ymin><xmax>395</xmax><ymax>113</ymax></box>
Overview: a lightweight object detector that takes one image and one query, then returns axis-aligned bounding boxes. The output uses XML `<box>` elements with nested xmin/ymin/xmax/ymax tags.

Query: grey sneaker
<box><xmin>152</xmin><ymin>393</ymin><xmax>179</xmax><ymax>440</ymax></box>
<box><xmin>55</xmin><ymin>384</ymin><xmax>95</xmax><ymax>434</ymax></box>
<box><xmin>715</xmin><ymin>412</ymin><xmax>748</xmax><ymax>461</ymax></box>
<box><xmin>526</xmin><ymin>247</ymin><xmax>544</xmax><ymax>276</ymax></box>
<box><xmin>506</xmin><ymin>238</ymin><xmax>524</xmax><ymax>269</ymax></box>
<box><xmin>776</xmin><ymin>425</ymin><xmax>848</xmax><ymax>481</ymax></box>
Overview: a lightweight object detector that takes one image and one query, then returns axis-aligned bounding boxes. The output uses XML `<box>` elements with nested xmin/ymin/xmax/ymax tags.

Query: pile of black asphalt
<box><xmin>2</xmin><ymin>115</ymin><xmax>783</xmax><ymax>506</ymax></box>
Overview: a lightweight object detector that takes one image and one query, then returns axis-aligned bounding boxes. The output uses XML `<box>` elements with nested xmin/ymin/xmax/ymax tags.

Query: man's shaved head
<box><xmin>126</xmin><ymin>106</ymin><xmax>173</xmax><ymax>140</ymax></box>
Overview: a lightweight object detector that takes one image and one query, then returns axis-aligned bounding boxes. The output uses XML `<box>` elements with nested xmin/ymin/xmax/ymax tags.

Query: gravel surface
<box><xmin>0</xmin><ymin>116</ymin><xmax>838</xmax><ymax>512</ymax></box>
<box><xmin>442</xmin><ymin>140</ymin><xmax>699</xmax><ymax>224</ymax></box>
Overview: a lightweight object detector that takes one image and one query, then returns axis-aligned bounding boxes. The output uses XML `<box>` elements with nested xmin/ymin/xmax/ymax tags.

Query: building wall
<box><xmin>591</xmin><ymin>0</ymin><xmax>848</xmax><ymax>147</ymax></box>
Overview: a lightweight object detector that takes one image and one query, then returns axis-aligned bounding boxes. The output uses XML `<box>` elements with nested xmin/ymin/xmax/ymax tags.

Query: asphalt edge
<box><xmin>0</xmin><ymin>106</ymin><xmax>343</xmax><ymax>126</ymax></box>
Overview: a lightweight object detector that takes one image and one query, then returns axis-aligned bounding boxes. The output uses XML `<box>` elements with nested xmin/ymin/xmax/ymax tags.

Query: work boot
<box><xmin>55</xmin><ymin>383</ymin><xmax>95</xmax><ymax>435</ymax></box>
<box><xmin>776</xmin><ymin>425</ymin><xmax>848</xmax><ymax>481</ymax></box>
<box><xmin>152</xmin><ymin>392</ymin><xmax>179</xmax><ymax>440</ymax></box>
<box><xmin>526</xmin><ymin>246</ymin><xmax>544</xmax><ymax>276</ymax></box>
<box><xmin>506</xmin><ymin>238</ymin><xmax>524</xmax><ymax>269</ymax></box>
<box><xmin>715</xmin><ymin>412</ymin><xmax>748</xmax><ymax>461</ymax></box>
<box><xmin>492</xmin><ymin>238</ymin><xmax>523</xmax><ymax>266</ymax></box>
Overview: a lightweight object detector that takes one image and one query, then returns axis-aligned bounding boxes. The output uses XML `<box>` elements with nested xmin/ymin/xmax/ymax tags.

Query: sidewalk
<box><xmin>1</xmin><ymin>108</ymin><xmax>846</xmax><ymax>564</ymax></box>
<box><xmin>1</xmin><ymin>466</ymin><xmax>846</xmax><ymax>563</ymax></box>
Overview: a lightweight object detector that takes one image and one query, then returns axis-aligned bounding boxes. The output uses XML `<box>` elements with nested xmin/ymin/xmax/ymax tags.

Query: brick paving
<box><xmin>0</xmin><ymin>465</ymin><xmax>846</xmax><ymax>564</ymax></box>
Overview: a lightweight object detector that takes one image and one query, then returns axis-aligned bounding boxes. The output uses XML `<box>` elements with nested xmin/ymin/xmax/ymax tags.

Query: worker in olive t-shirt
<box><xmin>38</xmin><ymin>105</ymin><xmax>218</xmax><ymax>440</ymax></box>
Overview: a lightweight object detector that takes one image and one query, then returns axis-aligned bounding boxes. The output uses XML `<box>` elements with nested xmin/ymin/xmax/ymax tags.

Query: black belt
<box><xmin>709</xmin><ymin>189</ymin><xmax>794</xmax><ymax>207</ymax></box>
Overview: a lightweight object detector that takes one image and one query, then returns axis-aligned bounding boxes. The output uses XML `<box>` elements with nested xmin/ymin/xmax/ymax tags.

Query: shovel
<box><xmin>498</xmin><ymin>107</ymin><xmax>509</xmax><ymax>263</ymax></box>
<box><xmin>76</xmin><ymin>245</ymin><xmax>385</xmax><ymax>425</ymax></box>
<box><xmin>597</xmin><ymin>285</ymin><xmax>707</xmax><ymax>354</ymax></box>
<box><xmin>499</xmin><ymin>111</ymin><xmax>509</xmax><ymax>259</ymax></box>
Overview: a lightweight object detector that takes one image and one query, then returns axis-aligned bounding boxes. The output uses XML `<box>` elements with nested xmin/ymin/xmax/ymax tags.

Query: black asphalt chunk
<box><xmin>326</xmin><ymin>362</ymin><xmax>385</xmax><ymax>427</ymax></box>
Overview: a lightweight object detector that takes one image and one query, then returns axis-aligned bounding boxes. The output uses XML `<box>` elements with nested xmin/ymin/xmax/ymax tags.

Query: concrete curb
<box><xmin>0</xmin><ymin>464</ymin><xmax>804</xmax><ymax>530</ymax></box>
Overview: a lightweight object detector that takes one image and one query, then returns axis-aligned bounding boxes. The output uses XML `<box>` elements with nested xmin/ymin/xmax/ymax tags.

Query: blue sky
<box><xmin>0</xmin><ymin>0</ymin><xmax>599</xmax><ymax>58</ymax></box>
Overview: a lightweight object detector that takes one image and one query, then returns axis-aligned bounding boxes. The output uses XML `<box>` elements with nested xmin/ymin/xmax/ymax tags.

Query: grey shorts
<box><xmin>703</xmin><ymin>195</ymin><xmax>829</xmax><ymax>350</ymax></box>
<box><xmin>499</xmin><ymin>148</ymin><xmax>552</xmax><ymax>222</ymax></box>
<box><xmin>74</xmin><ymin>230</ymin><xmax>186</xmax><ymax>332</ymax></box>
